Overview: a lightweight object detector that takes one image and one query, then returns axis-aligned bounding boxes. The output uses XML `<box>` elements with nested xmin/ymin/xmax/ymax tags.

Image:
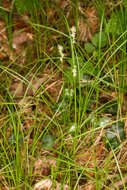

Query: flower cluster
<box><xmin>72</xmin><ymin>65</ymin><xmax>77</xmax><ymax>77</ymax></box>
<box><xmin>58</xmin><ymin>44</ymin><xmax>64</xmax><ymax>62</ymax></box>
<box><xmin>58</xmin><ymin>26</ymin><xmax>77</xmax><ymax>78</ymax></box>
<box><xmin>70</xmin><ymin>26</ymin><xmax>76</xmax><ymax>43</ymax></box>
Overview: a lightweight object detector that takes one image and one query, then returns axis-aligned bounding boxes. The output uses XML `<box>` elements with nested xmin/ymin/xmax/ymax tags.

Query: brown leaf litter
<box><xmin>33</xmin><ymin>157</ymin><xmax>57</xmax><ymax>176</ymax></box>
<box><xmin>12</xmin><ymin>30</ymin><xmax>33</xmax><ymax>52</ymax></box>
<box><xmin>10</xmin><ymin>69</ymin><xmax>62</xmax><ymax>99</ymax></box>
<box><xmin>107</xmin><ymin>176</ymin><xmax>127</xmax><ymax>190</ymax></box>
<box><xmin>10</xmin><ymin>30</ymin><xmax>33</xmax><ymax>64</ymax></box>
<box><xmin>32</xmin><ymin>157</ymin><xmax>70</xmax><ymax>190</ymax></box>
<box><xmin>10</xmin><ymin>79</ymin><xmax>24</xmax><ymax>97</ymax></box>
<box><xmin>0</xmin><ymin>20</ymin><xmax>9</xmax><ymax>60</ymax></box>
<box><xmin>0</xmin><ymin>176</ymin><xmax>9</xmax><ymax>190</ymax></box>
<box><xmin>34</xmin><ymin>178</ymin><xmax>69</xmax><ymax>190</ymax></box>
<box><xmin>79</xmin><ymin>182</ymin><xmax>95</xmax><ymax>190</ymax></box>
<box><xmin>0</xmin><ymin>19</ymin><xmax>33</xmax><ymax>63</ymax></box>
<box><xmin>76</xmin><ymin>141</ymin><xmax>105</xmax><ymax>167</ymax></box>
<box><xmin>78</xmin><ymin>4</ymin><xmax>99</xmax><ymax>41</ymax></box>
<box><xmin>34</xmin><ymin>179</ymin><xmax>52</xmax><ymax>190</ymax></box>
<box><xmin>10</xmin><ymin>77</ymin><xmax>45</xmax><ymax>98</ymax></box>
<box><xmin>75</xmin><ymin>130</ymin><xmax>107</xmax><ymax>178</ymax></box>
<box><xmin>1</xmin><ymin>1</ymin><xmax>127</xmax><ymax>190</ymax></box>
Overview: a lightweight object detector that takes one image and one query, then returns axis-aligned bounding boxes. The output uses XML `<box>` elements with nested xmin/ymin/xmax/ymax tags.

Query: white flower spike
<box><xmin>72</xmin><ymin>65</ymin><xmax>77</xmax><ymax>77</ymax></box>
<box><xmin>70</xmin><ymin>26</ymin><xmax>76</xmax><ymax>43</ymax></box>
<box><xmin>58</xmin><ymin>44</ymin><xmax>64</xmax><ymax>62</ymax></box>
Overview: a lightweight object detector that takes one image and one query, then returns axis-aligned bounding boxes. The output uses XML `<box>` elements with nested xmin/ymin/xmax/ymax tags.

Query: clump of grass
<box><xmin>0</xmin><ymin>0</ymin><xmax>127</xmax><ymax>189</ymax></box>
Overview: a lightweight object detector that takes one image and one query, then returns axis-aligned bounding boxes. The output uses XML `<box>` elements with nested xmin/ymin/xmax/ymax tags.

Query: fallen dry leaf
<box><xmin>12</xmin><ymin>31</ymin><xmax>33</xmax><ymax>49</ymax></box>
<box><xmin>10</xmin><ymin>77</ymin><xmax>45</xmax><ymax>98</ymax></box>
<box><xmin>55</xmin><ymin>183</ymin><xmax>69</xmax><ymax>190</ymax></box>
<box><xmin>0</xmin><ymin>20</ymin><xmax>9</xmax><ymax>60</ymax></box>
<box><xmin>33</xmin><ymin>179</ymin><xmax>69</xmax><ymax>190</ymax></box>
<box><xmin>0</xmin><ymin>48</ymin><xmax>8</xmax><ymax>60</ymax></box>
<box><xmin>78</xmin><ymin>18</ymin><xmax>92</xmax><ymax>41</ymax></box>
<box><xmin>34</xmin><ymin>179</ymin><xmax>52</xmax><ymax>190</ymax></box>
<box><xmin>78</xmin><ymin>5</ymin><xmax>98</xmax><ymax>41</ymax></box>
<box><xmin>33</xmin><ymin>158</ymin><xmax>50</xmax><ymax>176</ymax></box>
<box><xmin>10</xmin><ymin>80</ymin><xmax>24</xmax><ymax>97</ymax></box>
<box><xmin>26</xmin><ymin>77</ymin><xmax>45</xmax><ymax>96</ymax></box>
<box><xmin>1</xmin><ymin>0</ymin><xmax>12</xmax><ymax>10</ymax></box>
<box><xmin>80</xmin><ymin>183</ymin><xmax>95</xmax><ymax>190</ymax></box>
<box><xmin>33</xmin><ymin>157</ymin><xmax>57</xmax><ymax>176</ymax></box>
<box><xmin>86</xmin><ymin>6</ymin><xmax>98</xmax><ymax>34</ymax></box>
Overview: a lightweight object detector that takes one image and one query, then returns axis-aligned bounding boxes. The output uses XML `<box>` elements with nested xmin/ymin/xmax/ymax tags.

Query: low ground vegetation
<box><xmin>0</xmin><ymin>0</ymin><xmax>127</xmax><ymax>189</ymax></box>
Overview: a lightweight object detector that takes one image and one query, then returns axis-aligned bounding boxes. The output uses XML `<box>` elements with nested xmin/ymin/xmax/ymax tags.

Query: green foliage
<box><xmin>54</xmin><ymin>98</ymin><xmax>69</xmax><ymax>113</ymax></box>
<box><xmin>85</xmin><ymin>32</ymin><xmax>108</xmax><ymax>55</ymax></box>
<box><xmin>65</xmin><ymin>68</ymin><xmax>73</xmax><ymax>84</ymax></box>
<box><xmin>15</xmin><ymin>0</ymin><xmax>40</xmax><ymax>14</ymax></box>
<box><xmin>98</xmin><ymin>117</ymin><xmax>110</xmax><ymax>127</ymax></box>
<box><xmin>41</xmin><ymin>133</ymin><xmax>56</xmax><ymax>150</ymax></box>
<box><xmin>68</xmin><ymin>56</ymin><xmax>83</xmax><ymax>67</ymax></box>
<box><xmin>69</xmin><ymin>123</ymin><xmax>76</xmax><ymax>134</ymax></box>
<box><xmin>66</xmin><ymin>57</ymin><xmax>95</xmax><ymax>85</ymax></box>
<box><xmin>105</xmin><ymin>101</ymin><xmax>118</xmax><ymax>116</ymax></box>
<box><xmin>78</xmin><ymin>57</ymin><xmax>95</xmax><ymax>77</ymax></box>
<box><xmin>81</xmin><ymin>61</ymin><xmax>95</xmax><ymax>76</ymax></box>
<box><xmin>54</xmin><ymin>88</ymin><xmax>74</xmax><ymax>122</ymax></box>
<box><xmin>103</xmin><ymin>76</ymin><xmax>112</xmax><ymax>89</ymax></box>
<box><xmin>85</xmin><ymin>42</ymin><xmax>95</xmax><ymax>54</ymax></box>
<box><xmin>91</xmin><ymin>116</ymin><xmax>110</xmax><ymax>128</ymax></box>
<box><xmin>79</xmin><ymin>73</ymin><xmax>91</xmax><ymax>88</ymax></box>
<box><xmin>112</xmin><ymin>122</ymin><xmax>125</xmax><ymax>140</ymax></box>
<box><xmin>92</xmin><ymin>31</ymin><xmax>108</xmax><ymax>48</ymax></box>
<box><xmin>0</xmin><ymin>2</ymin><xmax>8</xmax><ymax>19</ymax></box>
<box><xmin>106</xmin><ymin>9</ymin><xmax>127</xmax><ymax>38</ymax></box>
<box><xmin>106</xmin><ymin>13</ymin><xmax>121</xmax><ymax>36</ymax></box>
<box><xmin>8</xmin><ymin>133</ymin><xmax>23</xmax><ymax>144</ymax></box>
<box><xmin>106</xmin><ymin>121</ymin><xmax>125</xmax><ymax>149</ymax></box>
<box><xmin>64</xmin><ymin>88</ymin><xmax>74</xmax><ymax>100</ymax></box>
<box><xmin>124</xmin><ymin>0</ymin><xmax>127</xmax><ymax>8</ymax></box>
<box><xmin>85</xmin><ymin>99</ymin><xmax>95</xmax><ymax>113</ymax></box>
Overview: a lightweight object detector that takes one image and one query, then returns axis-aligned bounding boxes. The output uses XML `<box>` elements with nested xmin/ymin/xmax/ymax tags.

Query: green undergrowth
<box><xmin>0</xmin><ymin>0</ymin><xmax>127</xmax><ymax>189</ymax></box>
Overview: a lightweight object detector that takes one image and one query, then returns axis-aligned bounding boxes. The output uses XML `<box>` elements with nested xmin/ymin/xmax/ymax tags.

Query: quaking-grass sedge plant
<box><xmin>0</xmin><ymin>0</ymin><xmax>127</xmax><ymax>189</ymax></box>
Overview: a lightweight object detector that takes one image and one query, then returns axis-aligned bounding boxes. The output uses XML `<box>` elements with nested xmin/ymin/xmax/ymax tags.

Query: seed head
<box><xmin>70</xmin><ymin>26</ymin><xmax>76</xmax><ymax>43</ymax></box>
<box><xmin>72</xmin><ymin>65</ymin><xmax>77</xmax><ymax>77</ymax></box>
<box><xmin>58</xmin><ymin>44</ymin><xmax>64</xmax><ymax>61</ymax></box>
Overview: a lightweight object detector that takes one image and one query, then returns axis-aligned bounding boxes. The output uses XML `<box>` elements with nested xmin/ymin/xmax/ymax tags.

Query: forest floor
<box><xmin>0</xmin><ymin>0</ymin><xmax>127</xmax><ymax>189</ymax></box>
